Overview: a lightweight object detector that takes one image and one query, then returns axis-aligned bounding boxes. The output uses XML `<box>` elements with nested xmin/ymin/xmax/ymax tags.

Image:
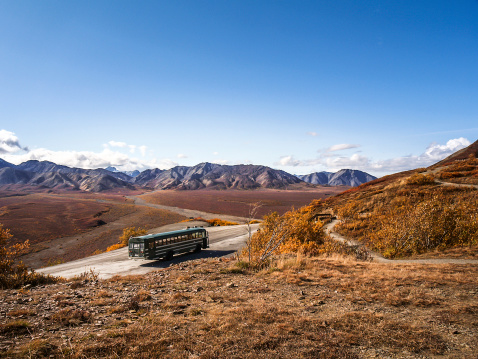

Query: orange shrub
<box><xmin>406</xmin><ymin>173</ymin><xmax>435</xmax><ymax>186</ymax></box>
<box><xmin>106</xmin><ymin>243</ymin><xmax>124</xmax><ymax>252</ymax></box>
<box><xmin>242</xmin><ymin>203</ymin><xmax>325</xmax><ymax>263</ymax></box>
<box><xmin>440</xmin><ymin>172</ymin><xmax>464</xmax><ymax>179</ymax></box>
<box><xmin>206</xmin><ymin>218</ymin><xmax>239</xmax><ymax>226</ymax></box>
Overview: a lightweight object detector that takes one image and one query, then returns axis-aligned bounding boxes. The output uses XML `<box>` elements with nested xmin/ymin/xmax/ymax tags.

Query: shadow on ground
<box><xmin>139</xmin><ymin>249</ymin><xmax>237</xmax><ymax>269</ymax></box>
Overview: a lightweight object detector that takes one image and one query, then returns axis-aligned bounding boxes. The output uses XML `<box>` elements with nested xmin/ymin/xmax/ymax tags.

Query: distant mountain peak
<box><xmin>0</xmin><ymin>158</ymin><xmax>375</xmax><ymax>192</ymax></box>
<box><xmin>0</xmin><ymin>158</ymin><xmax>16</xmax><ymax>169</ymax></box>
<box><xmin>298</xmin><ymin>169</ymin><xmax>376</xmax><ymax>187</ymax></box>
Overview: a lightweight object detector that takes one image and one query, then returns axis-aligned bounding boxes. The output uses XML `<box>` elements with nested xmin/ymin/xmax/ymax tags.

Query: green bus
<box><xmin>128</xmin><ymin>227</ymin><xmax>209</xmax><ymax>260</ymax></box>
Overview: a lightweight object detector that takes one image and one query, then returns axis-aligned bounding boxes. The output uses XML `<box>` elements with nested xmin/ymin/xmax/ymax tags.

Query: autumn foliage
<box><xmin>106</xmin><ymin>226</ymin><xmax>147</xmax><ymax>252</ymax></box>
<box><xmin>436</xmin><ymin>155</ymin><xmax>478</xmax><ymax>184</ymax></box>
<box><xmin>181</xmin><ymin>217</ymin><xmax>239</xmax><ymax>226</ymax></box>
<box><xmin>0</xmin><ymin>224</ymin><xmax>58</xmax><ymax>289</ymax></box>
<box><xmin>247</xmin><ymin>155</ymin><xmax>478</xmax><ymax>260</ymax></box>
<box><xmin>242</xmin><ymin>201</ymin><xmax>326</xmax><ymax>263</ymax></box>
<box><xmin>333</xmin><ymin>168</ymin><xmax>478</xmax><ymax>258</ymax></box>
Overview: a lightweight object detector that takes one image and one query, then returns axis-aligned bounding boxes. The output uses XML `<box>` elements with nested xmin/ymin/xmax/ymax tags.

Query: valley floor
<box><xmin>1</xmin><ymin>255</ymin><xmax>477</xmax><ymax>358</ymax></box>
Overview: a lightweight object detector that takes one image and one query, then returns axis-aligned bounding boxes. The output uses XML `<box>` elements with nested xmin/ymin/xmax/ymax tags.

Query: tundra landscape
<box><xmin>1</xmin><ymin>140</ymin><xmax>478</xmax><ymax>358</ymax></box>
<box><xmin>2</xmin><ymin>2</ymin><xmax>478</xmax><ymax>358</ymax></box>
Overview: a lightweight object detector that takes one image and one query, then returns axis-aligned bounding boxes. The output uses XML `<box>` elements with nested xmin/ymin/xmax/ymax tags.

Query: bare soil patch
<box><xmin>1</xmin><ymin>255</ymin><xmax>476</xmax><ymax>358</ymax></box>
<box><xmin>141</xmin><ymin>188</ymin><xmax>348</xmax><ymax>218</ymax></box>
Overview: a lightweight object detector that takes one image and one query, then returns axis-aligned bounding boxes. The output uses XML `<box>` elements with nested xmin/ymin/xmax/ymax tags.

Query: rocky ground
<box><xmin>1</xmin><ymin>255</ymin><xmax>477</xmax><ymax>358</ymax></box>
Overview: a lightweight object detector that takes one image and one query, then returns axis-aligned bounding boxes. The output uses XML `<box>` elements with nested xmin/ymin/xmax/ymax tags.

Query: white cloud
<box><xmin>424</xmin><ymin>137</ymin><xmax>470</xmax><ymax>160</ymax></box>
<box><xmin>177</xmin><ymin>153</ymin><xmax>188</xmax><ymax>159</ymax></box>
<box><xmin>213</xmin><ymin>151</ymin><xmax>219</xmax><ymax>155</ymax></box>
<box><xmin>327</xmin><ymin>143</ymin><xmax>361</xmax><ymax>152</ymax></box>
<box><xmin>0</xmin><ymin>130</ymin><xmax>27</xmax><ymax>154</ymax></box>
<box><xmin>105</xmin><ymin>141</ymin><xmax>148</xmax><ymax>157</ymax></box>
<box><xmin>323</xmin><ymin>153</ymin><xmax>371</xmax><ymax>170</ymax></box>
<box><xmin>1</xmin><ymin>132</ymin><xmax>178</xmax><ymax>171</ymax></box>
<box><xmin>3</xmin><ymin>146</ymin><xmax>177</xmax><ymax>172</ymax></box>
<box><xmin>108</xmin><ymin>140</ymin><xmax>128</xmax><ymax>148</ymax></box>
<box><xmin>307</xmin><ymin>132</ymin><xmax>318</xmax><ymax>137</ymax></box>
<box><xmin>139</xmin><ymin>146</ymin><xmax>147</xmax><ymax>157</ymax></box>
<box><xmin>276</xmin><ymin>138</ymin><xmax>471</xmax><ymax>175</ymax></box>
<box><xmin>277</xmin><ymin>155</ymin><xmax>302</xmax><ymax>167</ymax></box>
<box><xmin>212</xmin><ymin>159</ymin><xmax>230</xmax><ymax>165</ymax></box>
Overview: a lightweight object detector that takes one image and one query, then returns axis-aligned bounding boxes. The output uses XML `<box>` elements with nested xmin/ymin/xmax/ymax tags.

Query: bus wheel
<box><xmin>165</xmin><ymin>251</ymin><xmax>174</xmax><ymax>261</ymax></box>
<box><xmin>194</xmin><ymin>244</ymin><xmax>202</xmax><ymax>253</ymax></box>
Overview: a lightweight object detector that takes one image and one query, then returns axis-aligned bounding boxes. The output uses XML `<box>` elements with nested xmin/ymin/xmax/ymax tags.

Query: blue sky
<box><xmin>0</xmin><ymin>1</ymin><xmax>477</xmax><ymax>176</ymax></box>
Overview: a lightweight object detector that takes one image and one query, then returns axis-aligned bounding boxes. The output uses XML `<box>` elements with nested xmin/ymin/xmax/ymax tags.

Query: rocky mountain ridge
<box><xmin>0</xmin><ymin>159</ymin><xmax>375</xmax><ymax>192</ymax></box>
<box><xmin>297</xmin><ymin>169</ymin><xmax>377</xmax><ymax>187</ymax></box>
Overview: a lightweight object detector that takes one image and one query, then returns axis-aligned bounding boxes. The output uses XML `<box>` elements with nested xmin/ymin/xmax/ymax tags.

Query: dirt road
<box><xmin>325</xmin><ymin>219</ymin><xmax>478</xmax><ymax>264</ymax></box>
<box><xmin>37</xmin><ymin>223</ymin><xmax>259</xmax><ymax>279</ymax></box>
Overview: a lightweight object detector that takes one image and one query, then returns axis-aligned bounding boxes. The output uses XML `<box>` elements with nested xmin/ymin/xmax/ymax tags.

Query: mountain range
<box><xmin>297</xmin><ymin>169</ymin><xmax>377</xmax><ymax>187</ymax></box>
<box><xmin>0</xmin><ymin>159</ymin><xmax>376</xmax><ymax>192</ymax></box>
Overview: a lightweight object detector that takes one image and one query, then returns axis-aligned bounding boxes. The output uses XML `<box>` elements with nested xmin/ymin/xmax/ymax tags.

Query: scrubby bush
<box><xmin>242</xmin><ymin>203</ymin><xmax>326</xmax><ymax>264</ymax></box>
<box><xmin>106</xmin><ymin>226</ymin><xmax>147</xmax><ymax>251</ymax></box>
<box><xmin>334</xmin><ymin>184</ymin><xmax>478</xmax><ymax>258</ymax></box>
<box><xmin>182</xmin><ymin>217</ymin><xmax>239</xmax><ymax>226</ymax></box>
<box><xmin>406</xmin><ymin>173</ymin><xmax>435</xmax><ymax>186</ymax></box>
<box><xmin>0</xmin><ymin>224</ymin><xmax>59</xmax><ymax>289</ymax></box>
<box><xmin>206</xmin><ymin>218</ymin><xmax>239</xmax><ymax>226</ymax></box>
<box><xmin>367</xmin><ymin>196</ymin><xmax>478</xmax><ymax>258</ymax></box>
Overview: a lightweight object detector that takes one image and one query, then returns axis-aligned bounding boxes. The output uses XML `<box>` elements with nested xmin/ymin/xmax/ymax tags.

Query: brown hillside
<box><xmin>252</xmin><ymin>139</ymin><xmax>478</xmax><ymax>260</ymax></box>
<box><xmin>323</xmin><ymin>140</ymin><xmax>478</xmax><ymax>258</ymax></box>
<box><xmin>433</xmin><ymin>138</ymin><xmax>478</xmax><ymax>166</ymax></box>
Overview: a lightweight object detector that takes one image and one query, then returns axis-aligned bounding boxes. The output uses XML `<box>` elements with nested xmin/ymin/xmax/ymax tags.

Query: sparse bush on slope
<box><xmin>364</xmin><ymin>195</ymin><xmax>478</xmax><ymax>258</ymax></box>
<box><xmin>241</xmin><ymin>201</ymin><xmax>327</xmax><ymax>264</ymax></box>
<box><xmin>334</xmin><ymin>178</ymin><xmax>478</xmax><ymax>258</ymax></box>
<box><xmin>0</xmin><ymin>224</ymin><xmax>59</xmax><ymax>289</ymax></box>
<box><xmin>106</xmin><ymin>226</ymin><xmax>147</xmax><ymax>252</ymax></box>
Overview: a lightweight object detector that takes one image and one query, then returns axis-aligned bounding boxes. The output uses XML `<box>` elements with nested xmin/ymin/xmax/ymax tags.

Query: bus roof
<box><xmin>130</xmin><ymin>227</ymin><xmax>207</xmax><ymax>241</ymax></box>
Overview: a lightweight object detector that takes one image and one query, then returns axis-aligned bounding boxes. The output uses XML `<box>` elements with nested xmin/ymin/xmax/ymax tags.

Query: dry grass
<box><xmin>1</xmin><ymin>255</ymin><xmax>477</xmax><ymax>358</ymax></box>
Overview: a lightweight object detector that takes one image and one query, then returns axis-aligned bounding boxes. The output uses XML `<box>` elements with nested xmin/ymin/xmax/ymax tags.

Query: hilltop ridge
<box><xmin>298</xmin><ymin>169</ymin><xmax>376</xmax><ymax>187</ymax></box>
<box><xmin>0</xmin><ymin>159</ymin><xmax>374</xmax><ymax>192</ymax></box>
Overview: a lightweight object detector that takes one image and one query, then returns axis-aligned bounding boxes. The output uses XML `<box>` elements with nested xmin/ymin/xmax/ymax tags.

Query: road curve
<box><xmin>324</xmin><ymin>219</ymin><xmax>478</xmax><ymax>265</ymax></box>
<box><xmin>436</xmin><ymin>180</ymin><xmax>478</xmax><ymax>190</ymax></box>
<box><xmin>38</xmin><ymin>224</ymin><xmax>259</xmax><ymax>279</ymax></box>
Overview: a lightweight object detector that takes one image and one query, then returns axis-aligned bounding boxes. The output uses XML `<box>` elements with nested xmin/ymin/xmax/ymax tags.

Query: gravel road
<box><xmin>37</xmin><ymin>224</ymin><xmax>258</xmax><ymax>279</ymax></box>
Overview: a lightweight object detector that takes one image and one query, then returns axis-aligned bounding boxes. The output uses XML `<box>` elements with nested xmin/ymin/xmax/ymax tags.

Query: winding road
<box><xmin>38</xmin><ymin>223</ymin><xmax>259</xmax><ymax>279</ymax></box>
<box><xmin>36</xmin><ymin>178</ymin><xmax>478</xmax><ymax>279</ymax></box>
<box><xmin>35</xmin><ymin>191</ymin><xmax>260</xmax><ymax>279</ymax></box>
